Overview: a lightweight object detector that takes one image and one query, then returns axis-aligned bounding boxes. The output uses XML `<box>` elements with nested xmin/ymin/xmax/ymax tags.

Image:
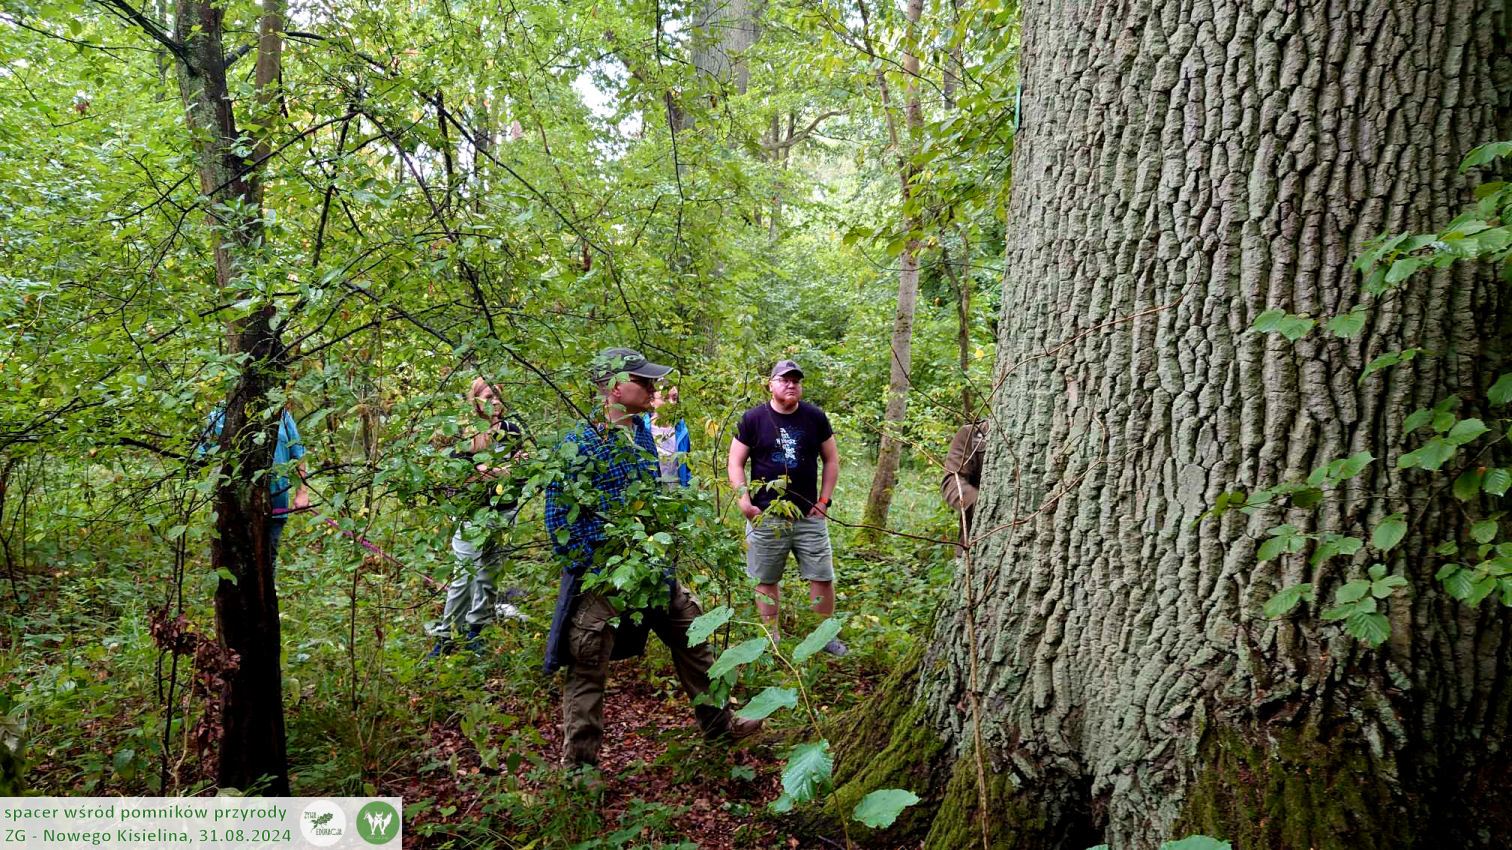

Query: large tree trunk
<box><xmin>834</xmin><ymin>0</ymin><xmax>1512</xmax><ymax>846</ymax></box>
<box><xmin>172</xmin><ymin>0</ymin><xmax>290</xmax><ymax>794</ymax></box>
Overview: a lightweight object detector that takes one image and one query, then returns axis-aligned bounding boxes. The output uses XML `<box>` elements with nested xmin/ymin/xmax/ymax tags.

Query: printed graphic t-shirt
<box><xmin>735</xmin><ymin>401</ymin><xmax>833</xmax><ymax>511</ymax></box>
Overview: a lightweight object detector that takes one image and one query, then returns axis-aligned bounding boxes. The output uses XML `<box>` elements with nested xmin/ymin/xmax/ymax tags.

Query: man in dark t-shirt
<box><xmin>727</xmin><ymin>359</ymin><xmax>846</xmax><ymax>656</ymax></box>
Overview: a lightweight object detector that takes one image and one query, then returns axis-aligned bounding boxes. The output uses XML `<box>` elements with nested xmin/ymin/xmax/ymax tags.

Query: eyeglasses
<box><xmin>631</xmin><ymin>376</ymin><xmax>656</xmax><ymax>390</ymax></box>
<box><xmin>772</xmin><ymin>376</ymin><xmax>802</xmax><ymax>385</ymax></box>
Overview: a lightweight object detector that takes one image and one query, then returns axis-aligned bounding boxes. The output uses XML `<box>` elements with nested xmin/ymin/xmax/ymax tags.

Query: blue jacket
<box><xmin>639</xmin><ymin>414</ymin><xmax>692</xmax><ymax>486</ymax></box>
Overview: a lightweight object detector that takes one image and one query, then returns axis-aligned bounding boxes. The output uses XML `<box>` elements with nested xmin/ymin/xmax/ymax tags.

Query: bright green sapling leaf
<box><xmin>793</xmin><ymin>618</ymin><xmax>843</xmax><ymax>663</ymax></box>
<box><xmin>1485</xmin><ymin>468</ymin><xmax>1512</xmax><ymax>497</ymax></box>
<box><xmin>708</xmin><ymin>637</ymin><xmax>769</xmax><ymax>679</ymax></box>
<box><xmin>1372</xmin><ymin>513</ymin><xmax>1407</xmax><ymax>551</ymax></box>
<box><xmin>1446</xmin><ymin>418</ymin><xmax>1489</xmax><ymax>446</ymax></box>
<box><xmin>1489</xmin><ymin>373</ymin><xmax>1512</xmax><ymax>406</ymax></box>
<box><xmin>1398</xmin><ymin>438</ymin><xmax>1455</xmax><ymax>471</ymax></box>
<box><xmin>1472</xmin><ymin>518</ymin><xmax>1499</xmax><ymax>544</ymax></box>
<box><xmin>781</xmin><ymin>741</ymin><xmax>832</xmax><ymax>804</ymax></box>
<box><xmin>1324</xmin><ymin>310</ymin><xmax>1367</xmax><ymax>338</ymax></box>
<box><xmin>851</xmin><ymin>789</ymin><xmax>922</xmax><ymax>828</ymax></box>
<box><xmin>686</xmin><ymin>605</ymin><xmax>733</xmax><ymax>647</ymax></box>
<box><xmin>735</xmin><ymin>686</ymin><xmax>799</xmax><ymax>720</ymax></box>
<box><xmin>1346</xmin><ymin>612</ymin><xmax>1391</xmax><ymax>646</ymax></box>
<box><xmin>1262</xmin><ymin>583</ymin><xmax>1314</xmax><ymax>618</ymax></box>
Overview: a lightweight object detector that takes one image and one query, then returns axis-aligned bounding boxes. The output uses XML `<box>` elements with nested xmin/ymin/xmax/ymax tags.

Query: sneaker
<box><xmin>821</xmin><ymin>638</ymin><xmax>848</xmax><ymax>657</ymax></box>
<box><xmin>463</xmin><ymin>624</ymin><xmax>486</xmax><ymax>654</ymax></box>
<box><xmin>424</xmin><ymin>639</ymin><xmax>454</xmax><ymax>659</ymax></box>
<box><xmin>496</xmin><ymin>602</ymin><xmax>528</xmax><ymax>623</ymax></box>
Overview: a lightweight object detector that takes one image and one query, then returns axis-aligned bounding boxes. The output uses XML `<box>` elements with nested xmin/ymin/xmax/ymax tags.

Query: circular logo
<box><xmin>298</xmin><ymin>800</ymin><xmax>346</xmax><ymax>847</ymax></box>
<box><xmin>356</xmin><ymin>801</ymin><xmax>401</xmax><ymax>845</ymax></box>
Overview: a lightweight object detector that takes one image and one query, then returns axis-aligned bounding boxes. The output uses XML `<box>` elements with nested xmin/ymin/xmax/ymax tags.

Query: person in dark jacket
<box><xmin>543</xmin><ymin>348</ymin><xmax>761</xmax><ymax>772</ymax></box>
<box><xmin>942</xmin><ymin>419</ymin><xmax>989</xmax><ymax>537</ymax></box>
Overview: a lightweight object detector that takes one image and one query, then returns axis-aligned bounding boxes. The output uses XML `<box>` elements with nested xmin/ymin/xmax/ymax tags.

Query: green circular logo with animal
<box><xmin>355</xmin><ymin>801</ymin><xmax>400</xmax><ymax>845</ymax></box>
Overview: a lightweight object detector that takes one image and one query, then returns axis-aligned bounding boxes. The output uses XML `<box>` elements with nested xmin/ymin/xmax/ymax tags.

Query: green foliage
<box><xmin>850</xmin><ymin>788</ymin><xmax>921</xmax><ymax>828</ymax></box>
<box><xmin>1242</xmin><ymin>139</ymin><xmax>1512</xmax><ymax>649</ymax></box>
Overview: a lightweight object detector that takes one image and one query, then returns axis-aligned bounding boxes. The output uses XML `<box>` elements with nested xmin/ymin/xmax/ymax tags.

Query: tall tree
<box><xmin>831</xmin><ymin>0</ymin><xmax>1512</xmax><ymax>845</ymax></box>
<box><xmin>860</xmin><ymin>0</ymin><xmax>925</xmax><ymax>540</ymax></box>
<box><xmin>104</xmin><ymin>0</ymin><xmax>294</xmax><ymax>791</ymax></box>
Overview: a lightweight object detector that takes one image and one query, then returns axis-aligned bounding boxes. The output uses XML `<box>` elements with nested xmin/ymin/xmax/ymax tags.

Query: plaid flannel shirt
<box><xmin>542</xmin><ymin>418</ymin><xmax>658</xmax><ymax>674</ymax></box>
<box><xmin>543</xmin><ymin>419</ymin><xmax>658</xmax><ymax>570</ymax></box>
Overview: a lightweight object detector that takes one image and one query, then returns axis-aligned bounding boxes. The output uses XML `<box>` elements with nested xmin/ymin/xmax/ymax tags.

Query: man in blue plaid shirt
<box><xmin>544</xmin><ymin>348</ymin><xmax>762</xmax><ymax>774</ymax></box>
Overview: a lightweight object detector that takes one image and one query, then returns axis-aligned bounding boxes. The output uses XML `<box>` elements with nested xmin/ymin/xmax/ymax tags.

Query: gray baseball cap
<box><xmin>770</xmin><ymin>359</ymin><xmax>804</xmax><ymax>380</ymax></box>
<box><xmin>590</xmin><ymin>347</ymin><xmax>673</xmax><ymax>384</ymax></box>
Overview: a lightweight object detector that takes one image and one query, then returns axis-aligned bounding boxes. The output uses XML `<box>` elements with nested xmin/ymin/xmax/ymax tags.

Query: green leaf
<box><xmin>1336</xmin><ymin>579</ymin><xmax>1372</xmax><ymax>604</ymax></box>
<box><xmin>1472</xmin><ymin>518</ymin><xmax>1499</xmax><ymax>544</ymax></box>
<box><xmin>735</xmin><ymin>686</ymin><xmax>799</xmax><ymax>720</ymax></box>
<box><xmin>1346</xmin><ymin>612</ymin><xmax>1391</xmax><ymax>646</ymax></box>
<box><xmin>1403</xmin><ymin>408</ymin><xmax>1435</xmax><ymax>434</ymax></box>
<box><xmin>851</xmin><ymin>789</ymin><xmax>922</xmax><ymax>829</ymax></box>
<box><xmin>1372</xmin><ymin>513</ymin><xmax>1407</xmax><ymax>551</ymax></box>
<box><xmin>1446</xmin><ymin>568</ymin><xmax>1484</xmax><ymax>601</ymax></box>
<box><xmin>1489</xmin><ymin>373</ymin><xmax>1512</xmax><ymax>406</ymax></box>
<box><xmin>707</xmin><ymin>637</ymin><xmax>769</xmax><ymax>679</ymax></box>
<box><xmin>1436</xmin><ymin>563</ymin><xmax>1462</xmax><ymax>581</ymax></box>
<box><xmin>1455</xmin><ymin>468</ymin><xmax>1485</xmax><ymax>501</ymax></box>
<box><xmin>1161</xmin><ymin>837</ymin><xmax>1233</xmax><ymax>850</ymax></box>
<box><xmin>1385</xmin><ymin>257</ymin><xmax>1423</xmax><ymax>285</ymax></box>
<box><xmin>1324</xmin><ymin>310</ymin><xmax>1367</xmax><ymax>338</ymax></box>
<box><xmin>781</xmin><ymin>741</ymin><xmax>833</xmax><ymax>803</ymax></box>
<box><xmin>1446</xmin><ymin>418</ymin><xmax>1490</xmax><ymax>446</ymax></box>
<box><xmin>793</xmin><ymin>618</ymin><xmax>844</xmax><ymax>663</ymax></box>
<box><xmin>1251</xmin><ymin>309</ymin><xmax>1315</xmax><ymax>340</ymax></box>
<box><xmin>1372</xmin><ymin>575</ymin><xmax>1408</xmax><ymax>598</ymax></box>
<box><xmin>1311</xmin><ymin>534</ymin><xmax>1363</xmax><ymax>567</ymax></box>
<box><xmin>686</xmin><ymin>605</ymin><xmax>733</xmax><ymax>647</ymax></box>
<box><xmin>1398</xmin><ymin>438</ymin><xmax>1455</xmax><ymax>471</ymax></box>
<box><xmin>769</xmin><ymin>792</ymin><xmax>794</xmax><ymax>813</ymax></box>
<box><xmin>1262</xmin><ymin>583</ymin><xmax>1314</xmax><ymax>618</ymax></box>
<box><xmin>1335</xmin><ymin>451</ymin><xmax>1374</xmax><ymax>479</ymax></box>
<box><xmin>1291</xmin><ymin>487</ymin><xmax>1324</xmax><ymax>509</ymax></box>
<box><xmin>1484</xmin><ymin>468</ymin><xmax>1512</xmax><ymax>497</ymax></box>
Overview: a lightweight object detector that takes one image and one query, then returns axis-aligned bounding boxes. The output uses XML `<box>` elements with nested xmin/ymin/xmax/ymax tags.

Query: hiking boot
<box><xmin>500</xmin><ymin>587</ymin><xmax>528</xmax><ymax>602</ymax></box>
<box><xmin>727</xmin><ymin>715</ymin><xmax>765</xmax><ymax>741</ymax></box>
<box><xmin>424</xmin><ymin>638</ymin><xmax>454</xmax><ymax>659</ymax></box>
<box><xmin>709</xmin><ymin>714</ymin><xmax>765</xmax><ymax>742</ymax></box>
<box><xmin>821</xmin><ymin>638</ymin><xmax>848</xmax><ymax>657</ymax></box>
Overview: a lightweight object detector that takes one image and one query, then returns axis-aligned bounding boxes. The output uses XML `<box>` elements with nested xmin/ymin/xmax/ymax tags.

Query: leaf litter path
<box><xmin>398</xmin><ymin>656</ymin><xmax>796</xmax><ymax>848</ymax></box>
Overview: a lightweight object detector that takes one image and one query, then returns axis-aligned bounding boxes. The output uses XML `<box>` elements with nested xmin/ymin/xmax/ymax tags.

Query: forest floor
<box><xmin>391</xmin><ymin>649</ymin><xmax>878</xmax><ymax>848</ymax></box>
<box><xmin>4</xmin><ymin>465</ymin><xmax>951</xmax><ymax>848</ymax></box>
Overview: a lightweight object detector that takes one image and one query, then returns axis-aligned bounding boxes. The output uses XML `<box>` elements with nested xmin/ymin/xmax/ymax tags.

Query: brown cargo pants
<box><xmin>562</xmin><ymin>581</ymin><xmax>733</xmax><ymax>768</ymax></box>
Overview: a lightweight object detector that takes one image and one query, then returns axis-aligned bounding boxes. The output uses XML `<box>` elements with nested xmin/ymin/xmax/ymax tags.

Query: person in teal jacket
<box><xmin>641</xmin><ymin>385</ymin><xmax>691</xmax><ymax>487</ymax></box>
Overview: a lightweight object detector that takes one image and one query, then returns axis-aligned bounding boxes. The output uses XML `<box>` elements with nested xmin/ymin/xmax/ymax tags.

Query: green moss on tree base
<box><xmin>1175</xmin><ymin>720</ymin><xmax>1411</xmax><ymax>849</ymax></box>
<box><xmin>810</xmin><ymin>642</ymin><xmax>948</xmax><ymax>844</ymax></box>
<box><xmin>920</xmin><ymin>746</ymin><xmax>1032</xmax><ymax>850</ymax></box>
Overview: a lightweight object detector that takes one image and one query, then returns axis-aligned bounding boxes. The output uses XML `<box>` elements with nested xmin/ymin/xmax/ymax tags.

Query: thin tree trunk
<box><xmin>834</xmin><ymin>0</ymin><xmax>1512</xmax><ymax>846</ymax></box>
<box><xmin>861</xmin><ymin>0</ymin><xmax>926</xmax><ymax>539</ymax></box>
<box><xmin>171</xmin><ymin>0</ymin><xmax>290</xmax><ymax>794</ymax></box>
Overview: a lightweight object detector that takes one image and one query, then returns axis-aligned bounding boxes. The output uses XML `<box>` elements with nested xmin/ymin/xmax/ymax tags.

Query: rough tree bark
<box><xmin>860</xmin><ymin>0</ymin><xmax>926</xmax><ymax>540</ymax></box>
<box><xmin>832</xmin><ymin>0</ymin><xmax>1512</xmax><ymax>846</ymax></box>
<box><xmin>170</xmin><ymin>0</ymin><xmax>291</xmax><ymax>793</ymax></box>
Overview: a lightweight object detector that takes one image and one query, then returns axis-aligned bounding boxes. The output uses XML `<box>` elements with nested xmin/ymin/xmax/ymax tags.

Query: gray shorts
<box><xmin>744</xmin><ymin>515</ymin><xmax>834</xmax><ymax>584</ymax></box>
